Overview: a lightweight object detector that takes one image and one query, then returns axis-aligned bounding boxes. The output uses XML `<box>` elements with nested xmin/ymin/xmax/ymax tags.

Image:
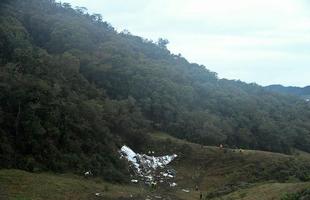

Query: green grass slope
<box><xmin>1</xmin><ymin>133</ymin><xmax>310</xmax><ymax>200</ymax></box>
<box><xmin>0</xmin><ymin>169</ymin><xmax>143</xmax><ymax>200</ymax></box>
<box><xmin>212</xmin><ymin>182</ymin><xmax>310</xmax><ymax>200</ymax></box>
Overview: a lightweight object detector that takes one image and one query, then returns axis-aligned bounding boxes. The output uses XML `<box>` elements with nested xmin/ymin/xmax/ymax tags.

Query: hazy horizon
<box><xmin>63</xmin><ymin>0</ymin><xmax>310</xmax><ymax>87</ymax></box>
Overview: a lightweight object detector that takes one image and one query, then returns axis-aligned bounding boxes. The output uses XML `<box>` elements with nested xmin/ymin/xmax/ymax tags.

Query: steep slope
<box><xmin>0</xmin><ymin>0</ymin><xmax>149</xmax><ymax>182</ymax></box>
<box><xmin>0</xmin><ymin>0</ymin><xmax>310</xmax><ymax>182</ymax></box>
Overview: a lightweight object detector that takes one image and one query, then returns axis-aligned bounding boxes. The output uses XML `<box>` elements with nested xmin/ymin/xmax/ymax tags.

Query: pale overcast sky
<box><xmin>63</xmin><ymin>0</ymin><xmax>310</xmax><ymax>87</ymax></box>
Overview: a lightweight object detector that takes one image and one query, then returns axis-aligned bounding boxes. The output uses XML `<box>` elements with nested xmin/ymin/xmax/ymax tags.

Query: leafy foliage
<box><xmin>0</xmin><ymin>0</ymin><xmax>310</xmax><ymax>182</ymax></box>
<box><xmin>282</xmin><ymin>189</ymin><xmax>310</xmax><ymax>200</ymax></box>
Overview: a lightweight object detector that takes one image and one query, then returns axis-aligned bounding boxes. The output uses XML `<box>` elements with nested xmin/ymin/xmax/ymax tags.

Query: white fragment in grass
<box><xmin>95</xmin><ymin>192</ymin><xmax>101</xmax><ymax>196</ymax></box>
<box><xmin>182</xmin><ymin>189</ymin><xmax>190</xmax><ymax>193</ymax></box>
<box><xmin>84</xmin><ymin>171</ymin><xmax>92</xmax><ymax>176</ymax></box>
<box><xmin>131</xmin><ymin>179</ymin><xmax>138</xmax><ymax>183</ymax></box>
<box><xmin>170</xmin><ymin>182</ymin><xmax>177</xmax><ymax>187</ymax></box>
<box><xmin>160</xmin><ymin>171</ymin><xmax>174</xmax><ymax>178</ymax></box>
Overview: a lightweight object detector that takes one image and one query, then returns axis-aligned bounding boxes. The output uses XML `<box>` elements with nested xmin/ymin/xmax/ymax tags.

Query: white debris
<box><xmin>84</xmin><ymin>171</ymin><xmax>92</xmax><ymax>176</ymax></box>
<box><xmin>170</xmin><ymin>182</ymin><xmax>177</xmax><ymax>187</ymax></box>
<box><xmin>131</xmin><ymin>179</ymin><xmax>138</xmax><ymax>183</ymax></box>
<box><xmin>182</xmin><ymin>189</ymin><xmax>190</xmax><ymax>193</ymax></box>
<box><xmin>160</xmin><ymin>171</ymin><xmax>174</xmax><ymax>178</ymax></box>
<box><xmin>95</xmin><ymin>192</ymin><xmax>101</xmax><ymax>196</ymax></box>
<box><xmin>119</xmin><ymin>145</ymin><xmax>178</xmax><ymax>186</ymax></box>
<box><xmin>120</xmin><ymin>145</ymin><xmax>140</xmax><ymax>171</ymax></box>
<box><xmin>145</xmin><ymin>175</ymin><xmax>153</xmax><ymax>181</ymax></box>
<box><xmin>120</xmin><ymin>145</ymin><xmax>177</xmax><ymax>173</ymax></box>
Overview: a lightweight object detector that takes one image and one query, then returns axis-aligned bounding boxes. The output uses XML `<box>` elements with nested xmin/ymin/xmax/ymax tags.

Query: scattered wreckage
<box><xmin>120</xmin><ymin>145</ymin><xmax>178</xmax><ymax>187</ymax></box>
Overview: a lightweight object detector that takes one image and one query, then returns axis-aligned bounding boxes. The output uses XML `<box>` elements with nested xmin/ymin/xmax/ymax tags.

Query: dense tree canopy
<box><xmin>0</xmin><ymin>0</ymin><xmax>310</xmax><ymax>182</ymax></box>
<box><xmin>265</xmin><ymin>85</ymin><xmax>310</xmax><ymax>100</ymax></box>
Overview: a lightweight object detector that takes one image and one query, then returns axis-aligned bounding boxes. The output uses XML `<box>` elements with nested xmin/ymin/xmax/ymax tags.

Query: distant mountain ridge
<box><xmin>265</xmin><ymin>85</ymin><xmax>310</xmax><ymax>99</ymax></box>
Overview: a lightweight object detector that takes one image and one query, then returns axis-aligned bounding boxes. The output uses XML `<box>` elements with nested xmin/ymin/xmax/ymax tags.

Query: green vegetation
<box><xmin>1</xmin><ymin>133</ymin><xmax>310</xmax><ymax>200</ymax></box>
<box><xmin>149</xmin><ymin>133</ymin><xmax>310</xmax><ymax>190</ymax></box>
<box><xmin>0</xmin><ymin>169</ymin><xmax>143</xmax><ymax>200</ymax></box>
<box><xmin>0</xmin><ymin>0</ymin><xmax>310</xmax><ymax>184</ymax></box>
<box><xmin>265</xmin><ymin>85</ymin><xmax>310</xmax><ymax>100</ymax></box>
<box><xmin>212</xmin><ymin>183</ymin><xmax>310</xmax><ymax>200</ymax></box>
<box><xmin>282</xmin><ymin>188</ymin><xmax>310</xmax><ymax>200</ymax></box>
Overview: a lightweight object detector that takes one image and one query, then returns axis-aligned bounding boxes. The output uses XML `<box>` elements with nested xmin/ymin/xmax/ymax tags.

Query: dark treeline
<box><xmin>0</xmin><ymin>0</ymin><xmax>310</xmax><ymax>182</ymax></box>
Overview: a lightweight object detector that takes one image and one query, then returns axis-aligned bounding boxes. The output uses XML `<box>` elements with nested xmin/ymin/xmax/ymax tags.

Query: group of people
<box><xmin>219</xmin><ymin>144</ymin><xmax>244</xmax><ymax>153</ymax></box>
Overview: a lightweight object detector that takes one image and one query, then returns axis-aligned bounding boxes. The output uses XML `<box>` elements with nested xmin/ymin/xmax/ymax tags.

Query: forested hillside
<box><xmin>0</xmin><ymin>0</ymin><xmax>310</xmax><ymax>182</ymax></box>
<box><xmin>265</xmin><ymin>85</ymin><xmax>310</xmax><ymax>100</ymax></box>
